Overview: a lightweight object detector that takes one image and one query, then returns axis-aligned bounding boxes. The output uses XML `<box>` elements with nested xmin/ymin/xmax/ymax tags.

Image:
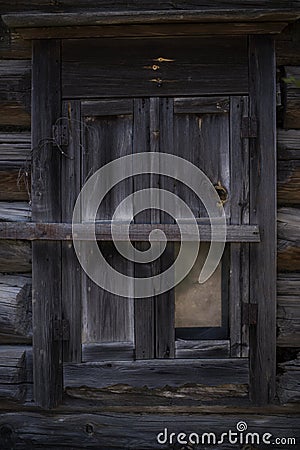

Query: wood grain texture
<box><xmin>277</xmin><ymin>353</ymin><xmax>300</xmax><ymax>403</ymax></box>
<box><xmin>0</xmin><ymin>59</ymin><xmax>30</xmax><ymax>126</ymax></box>
<box><xmin>0</xmin><ymin>274</ymin><xmax>31</xmax><ymax>344</ymax></box>
<box><xmin>248</xmin><ymin>36</ymin><xmax>277</xmax><ymax>405</ymax></box>
<box><xmin>282</xmin><ymin>66</ymin><xmax>300</xmax><ymax>129</ymax></box>
<box><xmin>0</xmin><ymin>240</ymin><xmax>31</xmax><ymax>272</ymax></box>
<box><xmin>31</xmin><ymin>39</ymin><xmax>62</xmax><ymax>408</ymax></box>
<box><xmin>64</xmin><ymin>359</ymin><xmax>249</xmax><ymax>389</ymax></box>
<box><xmin>0</xmin><ymin>411</ymin><xmax>299</xmax><ymax>449</ymax></box>
<box><xmin>277</xmin><ymin>297</ymin><xmax>300</xmax><ymax>347</ymax></box>
<box><xmin>0</xmin><ymin>346</ymin><xmax>30</xmax><ymax>402</ymax></box>
<box><xmin>277</xmin><ymin>207</ymin><xmax>300</xmax><ymax>272</ymax></box>
<box><xmin>0</xmin><ymin>222</ymin><xmax>261</xmax><ymax>242</ymax></box>
<box><xmin>0</xmin><ymin>202</ymin><xmax>31</xmax><ymax>222</ymax></box>
<box><xmin>0</xmin><ymin>19</ymin><xmax>31</xmax><ymax>59</ymax></box>
<box><xmin>62</xmin><ymin>37</ymin><xmax>248</xmax><ymax>98</ymax></box>
<box><xmin>277</xmin><ymin>129</ymin><xmax>300</xmax><ymax>205</ymax></box>
<box><xmin>175</xmin><ymin>339</ymin><xmax>230</xmax><ymax>359</ymax></box>
<box><xmin>0</xmin><ymin>132</ymin><xmax>31</xmax><ymax>168</ymax></box>
<box><xmin>0</xmin><ymin>170</ymin><xmax>30</xmax><ymax>201</ymax></box>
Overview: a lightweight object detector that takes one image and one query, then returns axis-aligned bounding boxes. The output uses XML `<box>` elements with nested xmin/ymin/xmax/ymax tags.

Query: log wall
<box><xmin>0</xmin><ymin>9</ymin><xmax>299</xmax><ymax>449</ymax></box>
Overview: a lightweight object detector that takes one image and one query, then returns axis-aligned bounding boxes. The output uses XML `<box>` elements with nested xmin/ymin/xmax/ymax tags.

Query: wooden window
<box><xmin>27</xmin><ymin>36</ymin><xmax>276</xmax><ymax>408</ymax></box>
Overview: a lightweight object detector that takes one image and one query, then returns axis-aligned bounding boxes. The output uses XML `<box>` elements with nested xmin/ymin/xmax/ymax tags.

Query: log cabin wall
<box><xmin>0</xmin><ymin>3</ymin><xmax>299</xmax><ymax>447</ymax></box>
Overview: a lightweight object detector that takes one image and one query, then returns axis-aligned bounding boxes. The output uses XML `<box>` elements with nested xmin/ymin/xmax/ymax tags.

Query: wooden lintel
<box><xmin>0</xmin><ymin>222</ymin><xmax>260</xmax><ymax>242</ymax></box>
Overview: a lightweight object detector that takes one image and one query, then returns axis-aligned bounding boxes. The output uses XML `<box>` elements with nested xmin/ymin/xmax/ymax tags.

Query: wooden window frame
<box><xmin>15</xmin><ymin>34</ymin><xmax>275</xmax><ymax>408</ymax></box>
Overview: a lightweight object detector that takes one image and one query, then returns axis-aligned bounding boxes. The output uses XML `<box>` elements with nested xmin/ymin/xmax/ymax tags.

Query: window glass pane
<box><xmin>175</xmin><ymin>243</ymin><xmax>222</xmax><ymax>328</ymax></box>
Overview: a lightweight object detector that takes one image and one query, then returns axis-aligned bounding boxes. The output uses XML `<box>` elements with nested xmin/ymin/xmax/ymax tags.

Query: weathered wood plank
<box><xmin>0</xmin><ymin>274</ymin><xmax>32</xmax><ymax>344</ymax></box>
<box><xmin>175</xmin><ymin>339</ymin><xmax>230</xmax><ymax>358</ymax></box>
<box><xmin>0</xmin><ymin>19</ymin><xmax>31</xmax><ymax>59</ymax></box>
<box><xmin>0</xmin><ymin>170</ymin><xmax>30</xmax><ymax>201</ymax></box>
<box><xmin>0</xmin><ymin>60</ymin><xmax>30</xmax><ymax>126</ymax></box>
<box><xmin>277</xmin><ymin>297</ymin><xmax>300</xmax><ymax>347</ymax></box>
<box><xmin>277</xmin><ymin>353</ymin><xmax>300</xmax><ymax>403</ymax></box>
<box><xmin>277</xmin><ymin>207</ymin><xmax>300</xmax><ymax>272</ymax></box>
<box><xmin>277</xmin><ymin>272</ymin><xmax>300</xmax><ymax>296</ymax></box>
<box><xmin>0</xmin><ymin>202</ymin><xmax>30</xmax><ymax>222</ymax></box>
<box><xmin>0</xmin><ymin>132</ymin><xmax>31</xmax><ymax>168</ymax></box>
<box><xmin>64</xmin><ymin>359</ymin><xmax>249</xmax><ymax>389</ymax></box>
<box><xmin>0</xmin><ymin>346</ymin><xmax>29</xmax><ymax>402</ymax></box>
<box><xmin>62</xmin><ymin>37</ymin><xmax>248</xmax><ymax>98</ymax></box>
<box><xmin>248</xmin><ymin>36</ymin><xmax>277</xmax><ymax>405</ymax></box>
<box><xmin>31</xmin><ymin>39</ymin><xmax>62</xmax><ymax>408</ymax></box>
<box><xmin>0</xmin><ymin>240</ymin><xmax>31</xmax><ymax>272</ymax></box>
<box><xmin>11</xmin><ymin>22</ymin><xmax>289</xmax><ymax>40</ymax></box>
<box><xmin>0</xmin><ymin>222</ymin><xmax>261</xmax><ymax>241</ymax></box>
<box><xmin>277</xmin><ymin>129</ymin><xmax>300</xmax><ymax>205</ymax></box>
<box><xmin>61</xmin><ymin>101</ymin><xmax>82</xmax><ymax>363</ymax></box>
<box><xmin>0</xmin><ymin>411</ymin><xmax>299</xmax><ymax>449</ymax></box>
<box><xmin>282</xmin><ymin>66</ymin><xmax>300</xmax><ymax>129</ymax></box>
<box><xmin>82</xmin><ymin>342</ymin><xmax>134</xmax><ymax>362</ymax></box>
<box><xmin>174</xmin><ymin>96</ymin><xmax>229</xmax><ymax>114</ymax></box>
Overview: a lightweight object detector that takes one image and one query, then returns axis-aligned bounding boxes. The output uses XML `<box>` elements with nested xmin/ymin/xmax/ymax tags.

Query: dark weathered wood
<box><xmin>0</xmin><ymin>132</ymin><xmax>31</xmax><ymax>168</ymax></box>
<box><xmin>277</xmin><ymin>297</ymin><xmax>300</xmax><ymax>347</ymax></box>
<box><xmin>64</xmin><ymin>359</ymin><xmax>248</xmax><ymax>389</ymax></box>
<box><xmin>133</xmin><ymin>98</ymin><xmax>155</xmax><ymax>359</ymax></box>
<box><xmin>0</xmin><ymin>19</ymin><xmax>31</xmax><ymax>59</ymax></box>
<box><xmin>282</xmin><ymin>66</ymin><xmax>300</xmax><ymax>129</ymax></box>
<box><xmin>277</xmin><ymin>272</ymin><xmax>300</xmax><ymax>296</ymax></box>
<box><xmin>229</xmin><ymin>96</ymin><xmax>249</xmax><ymax>358</ymax></box>
<box><xmin>81</xmin><ymin>100</ymin><xmax>134</xmax><ymax>344</ymax></box>
<box><xmin>174</xmin><ymin>96</ymin><xmax>229</xmax><ymax>114</ymax></box>
<box><xmin>175</xmin><ymin>339</ymin><xmax>230</xmax><ymax>358</ymax></box>
<box><xmin>0</xmin><ymin>202</ymin><xmax>31</xmax><ymax>222</ymax></box>
<box><xmin>31</xmin><ymin>39</ymin><xmax>62</xmax><ymax>408</ymax></box>
<box><xmin>62</xmin><ymin>37</ymin><xmax>248</xmax><ymax>98</ymax></box>
<box><xmin>0</xmin><ymin>60</ymin><xmax>31</xmax><ymax>126</ymax></box>
<box><xmin>0</xmin><ymin>222</ymin><xmax>261</xmax><ymax>241</ymax></box>
<box><xmin>248</xmin><ymin>36</ymin><xmax>277</xmax><ymax>405</ymax></box>
<box><xmin>61</xmin><ymin>101</ymin><xmax>82</xmax><ymax>363</ymax></box>
<box><xmin>0</xmin><ymin>274</ymin><xmax>31</xmax><ymax>344</ymax></box>
<box><xmin>81</xmin><ymin>99</ymin><xmax>133</xmax><ymax>116</ymax></box>
<box><xmin>276</xmin><ymin>21</ymin><xmax>300</xmax><ymax>65</ymax></box>
<box><xmin>0</xmin><ymin>411</ymin><xmax>299</xmax><ymax>449</ymax></box>
<box><xmin>277</xmin><ymin>129</ymin><xmax>300</xmax><ymax>205</ymax></box>
<box><xmin>82</xmin><ymin>342</ymin><xmax>135</xmax><ymax>362</ymax></box>
<box><xmin>277</xmin><ymin>207</ymin><xmax>300</xmax><ymax>272</ymax></box>
<box><xmin>0</xmin><ymin>240</ymin><xmax>31</xmax><ymax>272</ymax></box>
<box><xmin>11</xmin><ymin>22</ymin><xmax>289</xmax><ymax>40</ymax></box>
<box><xmin>0</xmin><ymin>346</ymin><xmax>29</xmax><ymax>402</ymax></box>
<box><xmin>3</xmin><ymin>6</ymin><xmax>300</xmax><ymax>29</ymax></box>
<box><xmin>277</xmin><ymin>353</ymin><xmax>300</xmax><ymax>403</ymax></box>
<box><xmin>0</xmin><ymin>170</ymin><xmax>30</xmax><ymax>201</ymax></box>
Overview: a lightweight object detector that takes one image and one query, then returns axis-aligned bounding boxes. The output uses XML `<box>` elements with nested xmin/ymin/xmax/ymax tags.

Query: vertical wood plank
<box><xmin>248</xmin><ymin>36</ymin><xmax>276</xmax><ymax>405</ymax></box>
<box><xmin>229</xmin><ymin>96</ymin><xmax>250</xmax><ymax>358</ymax></box>
<box><xmin>31</xmin><ymin>39</ymin><xmax>62</xmax><ymax>408</ymax></box>
<box><xmin>156</xmin><ymin>97</ymin><xmax>175</xmax><ymax>358</ymax></box>
<box><xmin>133</xmin><ymin>98</ymin><xmax>155</xmax><ymax>359</ymax></box>
<box><xmin>61</xmin><ymin>101</ymin><xmax>82</xmax><ymax>362</ymax></box>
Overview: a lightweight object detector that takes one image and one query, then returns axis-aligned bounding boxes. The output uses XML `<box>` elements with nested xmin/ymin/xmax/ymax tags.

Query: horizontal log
<box><xmin>0</xmin><ymin>346</ymin><xmax>29</xmax><ymax>402</ymax></box>
<box><xmin>0</xmin><ymin>222</ymin><xmax>260</xmax><ymax>242</ymax></box>
<box><xmin>282</xmin><ymin>66</ymin><xmax>300</xmax><ymax>129</ymax></box>
<box><xmin>0</xmin><ymin>411</ymin><xmax>298</xmax><ymax>449</ymax></box>
<box><xmin>0</xmin><ymin>60</ymin><xmax>31</xmax><ymax>126</ymax></box>
<box><xmin>0</xmin><ymin>171</ymin><xmax>30</xmax><ymax>201</ymax></box>
<box><xmin>0</xmin><ymin>202</ymin><xmax>31</xmax><ymax>222</ymax></box>
<box><xmin>277</xmin><ymin>129</ymin><xmax>300</xmax><ymax>205</ymax></box>
<box><xmin>0</xmin><ymin>274</ymin><xmax>32</xmax><ymax>344</ymax></box>
<box><xmin>277</xmin><ymin>353</ymin><xmax>300</xmax><ymax>403</ymax></box>
<box><xmin>65</xmin><ymin>359</ymin><xmax>248</xmax><ymax>390</ymax></box>
<box><xmin>0</xmin><ymin>132</ymin><xmax>31</xmax><ymax>168</ymax></box>
<box><xmin>12</xmin><ymin>22</ymin><xmax>288</xmax><ymax>40</ymax></box>
<box><xmin>277</xmin><ymin>297</ymin><xmax>300</xmax><ymax>347</ymax></box>
<box><xmin>0</xmin><ymin>240</ymin><xmax>31</xmax><ymax>272</ymax></box>
<box><xmin>277</xmin><ymin>207</ymin><xmax>300</xmax><ymax>272</ymax></box>
<box><xmin>0</xmin><ymin>20</ymin><xmax>31</xmax><ymax>59</ymax></box>
<box><xmin>3</xmin><ymin>8</ymin><xmax>300</xmax><ymax>29</ymax></box>
<box><xmin>277</xmin><ymin>273</ymin><xmax>300</xmax><ymax>296</ymax></box>
<box><xmin>175</xmin><ymin>339</ymin><xmax>230</xmax><ymax>358</ymax></box>
<box><xmin>82</xmin><ymin>342</ymin><xmax>134</xmax><ymax>362</ymax></box>
<box><xmin>275</xmin><ymin>21</ymin><xmax>300</xmax><ymax>66</ymax></box>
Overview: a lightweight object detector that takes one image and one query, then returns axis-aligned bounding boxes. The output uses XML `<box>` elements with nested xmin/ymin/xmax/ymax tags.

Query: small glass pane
<box><xmin>175</xmin><ymin>243</ymin><xmax>222</xmax><ymax>328</ymax></box>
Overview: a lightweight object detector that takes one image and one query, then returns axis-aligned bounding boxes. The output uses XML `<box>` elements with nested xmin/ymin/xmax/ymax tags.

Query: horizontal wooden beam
<box><xmin>10</xmin><ymin>22</ymin><xmax>288</xmax><ymax>40</ymax></box>
<box><xmin>0</xmin><ymin>222</ymin><xmax>260</xmax><ymax>242</ymax></box>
